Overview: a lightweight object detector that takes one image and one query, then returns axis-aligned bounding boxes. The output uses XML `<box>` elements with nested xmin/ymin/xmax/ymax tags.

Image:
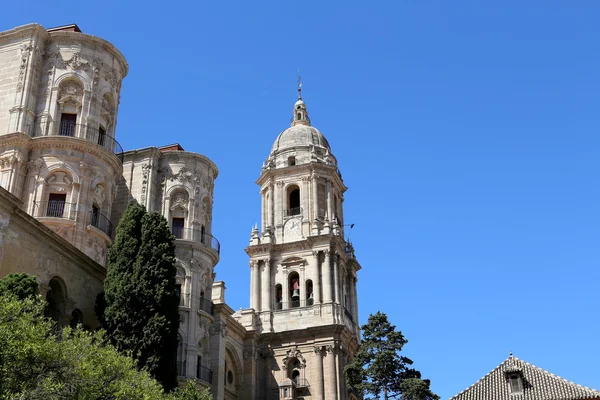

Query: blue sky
<box><xmin>4</xmin><ymin>1</ymin><xmax>599</xmax><ymax>398</ymax></box>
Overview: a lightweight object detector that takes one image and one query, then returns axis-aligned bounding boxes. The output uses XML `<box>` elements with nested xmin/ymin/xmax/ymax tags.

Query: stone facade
<box><xmin>0</xmin><ymin>23</ymin><xmax>128</xmax><ymax>265</ymax></box>
<box><xmin>114</xmin><ymin>144</ymin><xmax>220</xmax><ymax>389</ymax></box>
<box><xmin>0</xmin><ymin>23</ymin><xmax>363</xmax><ymax>400</ymax></box>
<box><xmin>0</xmin><ymin>185</ymin><xmax>104</xmax><ymax>328</ymax></box>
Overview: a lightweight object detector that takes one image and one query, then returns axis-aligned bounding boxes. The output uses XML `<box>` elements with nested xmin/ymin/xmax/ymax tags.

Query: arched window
<box><xmin>306</xmin><ymin>280</ymin><xmax>314</xmax><ymax>306</ymax></box>
<box><xmin>287</xmin><ymin>185</ymin><xmax>301</xmax><ymax>216</ymax></box>
<box><xmin>45</xmin><ymin>278</ymin><xmax>66</xmax><ymax>325</ymax></box>
<box><xmin>70</xmin><ymin>308</ymin><xmax>83</xmax><ymax>328</ymax></box>
<box><xmin>289</xmin><ymin>272</ymin><xmax>300</xmax><ymax>308</ymax></box>
<box><xmin>275</xmin><ymin>284</ymin><xmax>283</xmax><ymax>310</ymax></box>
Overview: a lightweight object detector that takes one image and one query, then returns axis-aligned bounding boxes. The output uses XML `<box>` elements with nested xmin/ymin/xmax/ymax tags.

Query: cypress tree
<box><xmin>102</xmin><ymin>201</ymin><xmax>179</xmax><ymax>390</ymax></box>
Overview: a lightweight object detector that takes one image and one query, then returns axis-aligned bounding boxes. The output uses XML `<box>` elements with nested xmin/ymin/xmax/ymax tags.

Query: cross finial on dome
<box><xmin>297</xmin><ymin>69</ymin><xmax>303</xmax><ymax>100</ymax></box>
<box><xmin>291</xmin><ymin>71</ymin><xmax>311</xmax><ymax>126</ymax></box>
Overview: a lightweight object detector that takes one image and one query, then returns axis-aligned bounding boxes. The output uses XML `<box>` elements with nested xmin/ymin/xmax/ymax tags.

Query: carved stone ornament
<box><xmin>170</xmin><ymin>167</ymin><xmax>192</xmax><ymax>183</ymax></box>
<box><xmin>170</xmin><ymin>191</ymin><xmax>189</xmax><ymax>211</ymax></box>
<box><xmin>282</xmin><ymin>348</ymin><xmax>306</xmax><ymax>372</ymax></box>
<box><xmin>209</xmin><ymin>321</ymin><xmax>227</xmax><ymax>338</ymax></box>
<box><xmin>313</xmin><ymin>346</ymin><xmax>324</xmax><ymax>356</ymax></box>
<box><xmin>47</xmin><ymin>171</ymin><xmax>72</xmax><ymax>185</ymax></box>
<box><xmin>16</xmin><ymin>44</ymin><xmax>33</xmax><ymax>92</ymax></box>
<box><xmin>60</xmin><ymin>52</ymin><xmax>89</xmax><ymax>71</ymax></box>
<box><xmin>58</xmin><ymin>81</ymin><xmax>84</xmax><ymax>108</ymax></box>
<box><xmin>140</xmin><ymin>163</ymin><xmax>152</xmax><ymax>204</ymax></box>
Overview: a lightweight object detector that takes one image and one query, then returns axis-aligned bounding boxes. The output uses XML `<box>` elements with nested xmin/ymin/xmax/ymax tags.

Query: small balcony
<box><xmin>171</xmin><ymin>227</ymin><xmax>220</xmax><ymax>254</ymax></box>
<box><xmin>198</xmin><ymin>297</ymin><xmax>214</xmax><ymax>316</ymax></box>
<box><xmin>284</xmin><ymin>207</ymin><xmax>302</xmax><ymax>217</ymax></box>
<box><xmin>196</xmin><ymin>365</ymin><xmax>213</xmax><ymax>383</ymax></box>
<box><xmin>34</xmin><ymin>200</ymin><xmax>77</xmax><ymax>220</ymax></box>
<box><xmin>29</xmin><ymin>121</ymin><xmax>124</xmax><ymax>163</ymax></box>
<box><xmin>89</xmin><ymin>211</ymin><xmax>113</xmax><ymax>238</ymax></box>
<box><xmin>293</xmin><ymin>378</ymin><xmax>310</xmax><ymax>389</ymax></box>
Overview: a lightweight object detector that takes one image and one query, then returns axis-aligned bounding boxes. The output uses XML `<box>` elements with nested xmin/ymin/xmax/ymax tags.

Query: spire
<box><xmin>292</xmin><ymin>71</ymin><xmax>311</xmax><ymax>127</ymax></box>
<box><xmin>297</xmin><ymin>69</ymin><xmax>303</xmax><ymax>100</ymax></box>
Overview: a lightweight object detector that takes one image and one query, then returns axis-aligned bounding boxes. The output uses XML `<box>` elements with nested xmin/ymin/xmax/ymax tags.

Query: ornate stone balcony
<box><xmin>171</xmin><ymin>227</ymin><xmax>220</xmax><ymax>255</ymax></box>
<box><xmin>29</xmin><ymin>121</ymin><xmax>124</xmax><ymax>163</ymax></box>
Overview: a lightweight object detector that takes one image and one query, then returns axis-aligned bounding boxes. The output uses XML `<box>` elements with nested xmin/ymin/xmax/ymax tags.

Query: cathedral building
<box><xmin>0</xmin><ymin>23</ymin><xmax>361</xmax><ymax>399</ymax></box>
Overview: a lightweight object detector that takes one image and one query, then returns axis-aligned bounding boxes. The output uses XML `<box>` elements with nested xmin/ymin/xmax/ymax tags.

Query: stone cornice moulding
<box><xmin>173</xmin><ymin>241</ymin><xmax>219</xmax><ymax>266</ymax></box>
<box><xmin>29</xmin><ymin>136</ymin><xmax>123</xmax><ymax>175</ymax></box>
<box><xmin>256</xmin><ymin>162</ymin><xmax>347</xmax><ymax>193</ymax></box>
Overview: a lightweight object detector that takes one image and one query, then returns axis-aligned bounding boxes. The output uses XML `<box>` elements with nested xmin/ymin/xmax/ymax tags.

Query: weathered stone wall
<box><xmin>0</xmin><ymin>186</ymin><xmax>104</xmax><ymax>328</ymax></box>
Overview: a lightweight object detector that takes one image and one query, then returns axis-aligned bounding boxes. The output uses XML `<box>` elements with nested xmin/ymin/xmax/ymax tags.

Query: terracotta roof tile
<box><xmin>451</xmin><ymin>354</ymin><xmax>600</xmax><ymax>400</ymax></box>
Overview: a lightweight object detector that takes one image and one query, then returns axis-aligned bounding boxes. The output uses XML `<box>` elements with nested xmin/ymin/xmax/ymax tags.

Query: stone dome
<box><xmin>270</xmin><ymin>124</ymin><xmax>331</xmax><ymax>154</ymax></box>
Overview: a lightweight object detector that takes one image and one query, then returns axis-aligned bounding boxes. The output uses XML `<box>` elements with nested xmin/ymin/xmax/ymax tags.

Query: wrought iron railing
<box><xmin>285</xmin><ymin>207</ymin><xmax>302</xmax><ymax>216</ymax></box>
<box><xmin>177</xmin><ymin>360</ymin><xmax>186</xmax><ymax>377</ymax></box>
<box><xmin>198</xmin><ymin>297</ymin><xmax>214</xmax><ymax>316</ymax></box>
<box><xmin>29</xmin><ymin>121</ymin><xmax>124</xmax><ymax>163</ymax></box>
<box><xmin>171</xmin><ymin>227</ymin><xmax>220</xmax><ymax>254</ymax></box>
<box><xmin>196</xmin><ymin>365</ymin><xmax>213</xmax><ymax>383</ymax></box>
<box><xmin>90</xmin><ymin>211</ymin><xmax>113</xmax><ymax>237</ymax></box>
<box><xmin>34</xmin><ymin>200</ymin><xmax>78</xmax><ymax>219</ymax></box>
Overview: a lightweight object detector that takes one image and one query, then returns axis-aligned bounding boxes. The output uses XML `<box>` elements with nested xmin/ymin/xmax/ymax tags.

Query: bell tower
<box><xmin>246</xmin><ymin>81</ymin><xmax>361</xmax><ymax>400</ymax></box>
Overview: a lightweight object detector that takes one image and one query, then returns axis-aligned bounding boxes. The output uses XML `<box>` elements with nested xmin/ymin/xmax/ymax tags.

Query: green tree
<box><xmin>0</xmin><ymin>273</ymin><xmax>38</xmax><ymax>300</ymax></box>
<box><xmin>345</xmin><ymin>312</ymin><xmax>439</xmax><ymax>400</ymax></box>
<box><xmin>102</xmin><ymin>201</ymin><xmax>180</xmax><ymax>390</ymax></box>
<box><xmin>0</xmin><ymin>292</ymin><xmax>212</xmax><ymax>400</ymax></box>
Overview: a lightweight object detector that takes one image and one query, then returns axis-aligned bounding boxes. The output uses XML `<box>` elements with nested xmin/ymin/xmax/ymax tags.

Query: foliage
<box><xmin>345</xmin><ymin>312</ymin><xmax>439</xmax><ymax>400</ymax></box>
<box><xmin>0</xmin><ymin>293</ymin><xmax>212</xmax><ymax>400</ymax></box>
<box><xmin>0</xmin><ymin>273</ymin><xmax>38</xmax><ymax>300</ymax></box>
<box><xmin>102</xmin><ymin>201</ymin><xmax>180</xmax><ymax>390</ymax></box>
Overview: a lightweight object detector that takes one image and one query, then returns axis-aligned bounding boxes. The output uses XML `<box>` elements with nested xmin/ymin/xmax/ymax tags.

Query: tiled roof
<box><xmin>451</xmin><ymin>354</ymin><xmax>600</xmax><ymax>400</ymax></box>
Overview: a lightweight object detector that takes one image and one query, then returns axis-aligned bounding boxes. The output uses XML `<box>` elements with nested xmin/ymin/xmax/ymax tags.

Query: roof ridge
<box><xmin>516</xmin><ymin>356</ymin><xmax>600</xmax><ymax>395</ymax></box>
<box><xmin>450</xmin><ymin>354</ymin><xmax>600</xmax><ymax>400</ymax></box>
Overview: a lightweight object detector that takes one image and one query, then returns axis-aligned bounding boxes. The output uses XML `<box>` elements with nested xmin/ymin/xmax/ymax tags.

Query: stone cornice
<box><xmin>29</xmin><ymin>136</ymin><xmax>123</xmax><ymax>175</ymax></box>
<box><xmin>0</xmin><ymin>24</ymin><xmax>128</xmax><ymax>78</ymax></box>
<box><xmin>0</xmin><ymin>23</ymin><xmax>48</xmax><ymax>46</ymax></box>
<box><xmin>245</xmin><ymin>234</ymin><xmax>338</xmax><ymax>256</ymax></box>
<box><xmin>0</xmin><ymin>186</ymin><xmax>106</xmax><ymax>280</ymax></box>
<box><xmin>173</xmin><ymin>240</ymin><xmax>219</xmax><ymax>266</ymax></box>
<box><xmin>48</xmin><ymin>31</ymin><xmax>128</xmax><ymax>78</ymax></box>
<box><xmin>122</xmin><ymin>147</ymin><xmax>219</xmax><ymax>179</ymax></box>
<box><xmin>256</xmin><ymin>162</ymin><xmax>346</xmax><ymax>193</ymax></box>
<box><xmin>0</xmin><ymin>132</ymin><xmax>32</xmax><ymax>148</ymax></box>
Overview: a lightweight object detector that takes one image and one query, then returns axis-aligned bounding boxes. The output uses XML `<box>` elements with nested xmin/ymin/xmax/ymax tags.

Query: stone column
<box><xmin>312</xmin><ymin>251</ymin><xmax>321</xmax><ymax>304</ymax></box>
<box><xmin>313</xmin><ymin>346</ymin><xmax>325</xmax><ymax>399</ymax></box>
<box><xmin>269</xmin><ymin>179</ymin><xmax>275</xmax><ymax>228</ymax></box>
<box><xmin>322</xmin><ymin>250</ymin><xmax>332</xmax><ymax>303</ymax></box>
<box><xmin>250</xmin><ymin>260</ymin><xmax>260</xmax><ymax>310</ymax></box>
<box><xmin>282</xmin><ymin>271</ymin><xmax>289</xmax><ymax>310</ymax></box>
<box><xmin>261</xmin><ymin>259</ymin><xmax>271</xmax><ymax>311</ymax></box>
<box><xmin>352</xmin><ymin>276</ymin><xmax>359</xmax><ymax>327</ymax></box>
<box><xmin>312</xmin><ymin>173</ymin><xmax>318</xmax><ymax>220</ymax></box>
<box><xmin>260</xmin><ymin>190</ymin><xmax>265</xmax><ymax>232</ymax></box>
<box><xmin>333</xmin><ymin>253</ymin><xmax>340</xmax><ymax>304</ymax></box>
<box><xmin>325</xmin><ymin>345</ymin><xmax>338</xmax><ymax>400</ymax></box>
<box><xmin>326</xmin><ymin>179</ymin><xmax>333</xmax><ymax>222</ymax></box>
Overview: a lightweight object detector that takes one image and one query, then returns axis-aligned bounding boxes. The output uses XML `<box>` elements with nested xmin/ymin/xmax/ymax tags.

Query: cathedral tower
<box><xmin>246</xmin><ymin>85</ymin><xmax>361</xmax><ymax>400</ymax></box>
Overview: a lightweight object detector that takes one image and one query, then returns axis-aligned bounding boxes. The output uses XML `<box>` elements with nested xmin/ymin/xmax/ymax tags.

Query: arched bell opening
<box><xmin>275</xmin><ymin>284</ymin><xmax>283</xmax><ymax>310</ymax></box>
<box><xmin>306</xmin><ymin>279</ymin><xmax>314</xmax><ymax>306</ymax></box>
<box><xmin>286</xmin><ymin>185</ymin><xmax>301</xmax><ymax>216</ymax></box>
<box><xmin>289</xmin><ymin>272</ymin><xmax>300</xmax><ymax>308</ymax></box>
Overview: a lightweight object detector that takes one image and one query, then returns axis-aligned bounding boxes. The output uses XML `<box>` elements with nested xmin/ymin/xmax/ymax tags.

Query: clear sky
<box><xmin>3</xmin><ymin>1</ymin><xmax>599</xmax><ymax>398</ymax></box>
